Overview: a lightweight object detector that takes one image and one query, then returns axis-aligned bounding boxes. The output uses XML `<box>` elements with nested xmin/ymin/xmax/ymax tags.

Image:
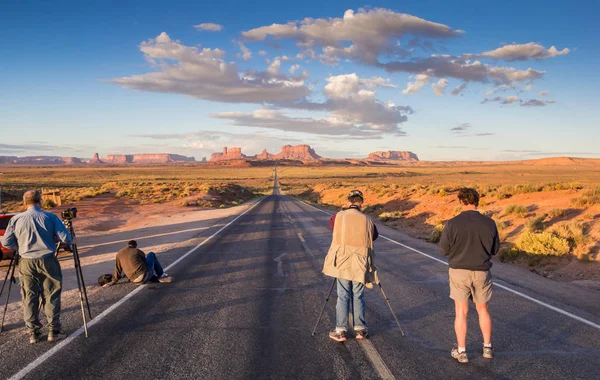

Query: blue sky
<box><xmin>1</xmin><ymin>0</ymin><xmax>599</xmax><ymax>161</ymax></box>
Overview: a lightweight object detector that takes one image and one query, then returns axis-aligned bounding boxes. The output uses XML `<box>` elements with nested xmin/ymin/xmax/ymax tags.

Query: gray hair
<box><xmin>23</xmin><ymin>190</ymin><xmax>42</xmax><ymax>205</ymax></box>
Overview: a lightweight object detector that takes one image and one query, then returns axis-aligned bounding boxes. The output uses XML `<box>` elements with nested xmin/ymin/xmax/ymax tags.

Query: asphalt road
<box><xmin>1</xmin><ymin>173</ymin><xmax>599</xmax><ymax>379</ymax></box>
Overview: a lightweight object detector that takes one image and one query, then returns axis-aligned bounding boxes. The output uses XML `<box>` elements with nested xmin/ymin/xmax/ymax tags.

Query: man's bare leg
<box><xmin>476</xmin><ymin>302</ymin><xmax>492</xmax><ymax>345</ymax></box>
<box><xmin>454</xmin><ymin>300</ymin><xmax>469</xmax><ymax>349</ymax></box>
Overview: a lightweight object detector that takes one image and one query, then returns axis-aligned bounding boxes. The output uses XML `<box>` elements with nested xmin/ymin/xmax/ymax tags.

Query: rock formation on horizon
<box><xmin>210</xmin><ymin>144</ymin><xmax>321</xmax><ymax>161</ymax></box>
<box><xmin>90</xmin><ymin>153</ymin><xmax>103</xmax><ymax>164</ymax></box>
<box><xmin>210</xmin><ymin>147</ymin><xmax>246</xmax><ymax>161</ymax></box>
<box><xmin>102</xmin><ymin>153</ymin><xmax>195</xmax><ymax>164</ymax></box>
<box><xmin>367</xmin><ymin>151</ymin><xmax>419</xmax><ymax>162</ymax></box>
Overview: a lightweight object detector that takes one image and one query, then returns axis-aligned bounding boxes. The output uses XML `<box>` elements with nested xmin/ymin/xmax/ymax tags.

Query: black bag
<box><xmin>98</xmin><ymin>274</ymin><xmax>113</xmax><ymax>286</ymax></box>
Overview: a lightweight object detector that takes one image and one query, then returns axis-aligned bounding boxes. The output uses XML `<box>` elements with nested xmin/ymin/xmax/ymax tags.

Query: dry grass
<box><xmin>0</xmin><ymin>165</ymin><xmax>273</xmax><ymax>211</ymax></box>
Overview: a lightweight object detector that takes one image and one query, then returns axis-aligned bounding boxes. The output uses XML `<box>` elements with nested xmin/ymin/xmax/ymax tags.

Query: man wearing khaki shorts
<box><xmin>440</xmin><ymin>188</ymin><xmax>500</xmax><ymax>363</ymax></box>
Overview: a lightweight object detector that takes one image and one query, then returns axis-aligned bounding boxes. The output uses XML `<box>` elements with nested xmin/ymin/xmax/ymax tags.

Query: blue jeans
<box><xmin>145</xmin><ymin>252</ymin><xmax>164</xmax><ymax>279</ymax></box>
<box><xmin>336</xmin><ymin>279</ymin><xmax>366</xmax><ymax>331</ymax></box>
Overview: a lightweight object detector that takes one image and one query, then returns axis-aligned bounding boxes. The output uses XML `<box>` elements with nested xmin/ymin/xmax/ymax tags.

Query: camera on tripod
<box><xmin>61</xmin><ymin>207</ymin><xmax>77</xmax><ymax>221</ymax></box>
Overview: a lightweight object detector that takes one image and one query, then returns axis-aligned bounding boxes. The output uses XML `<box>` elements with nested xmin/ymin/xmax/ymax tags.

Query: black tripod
<box><xmin>311</xmin><ymin>278</ymin><xmax>405</xmax><ymax>337</ymax></box>
<box><xmin>58</xmin><ymin>218</ymin><xmax>92</xmax><ymax>337</ymax></box>
<box><xmin>0</xmin><ymin>253</ymin><xmax>18</xmax><ymax>333</ymax></box>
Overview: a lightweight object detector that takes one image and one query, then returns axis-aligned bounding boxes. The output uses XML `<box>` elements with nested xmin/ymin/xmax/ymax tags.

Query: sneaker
<box><xmin>483</xmin><ymin>345</ymin><xmax>494</xmax><ymax>359</ymax></box>
<box><xmin>29</xmin><ymin>332</ymin><xmax>40</xmax><ymax>344</ymax></box>
<box><xmin>354</xmin><ymin>329</ymin><xmax>368</xmax><ymax>340</ymax></box>
<box><xmin>47</xmin><ymin>330</ymin><xmax>67</xmax><ymax>342</ymax></box>
<box><xmin>451</xmin><ymin>345</ymin><xmax>469</xmax><ymax>363</ymax></box>
<box><xmin>329</xmin><ymin>329</ymin><xmax>347</xmax><ymax>342</ymax></box>
<box><xmin>158</xmin><ymin>273</ymin><xmax>173</xmax><ymax>283</ymax></box>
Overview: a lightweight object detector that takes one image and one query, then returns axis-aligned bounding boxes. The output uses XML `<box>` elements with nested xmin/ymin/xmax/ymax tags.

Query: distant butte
<box><xmin>367</xmin><ymin>151</ymin><xmax>419</xmax><ymax>162</ymax></box>
<box><xmin>210</xmin><ymin>144</ymin><xmax>322</xmax><ymax>162</ymax></box>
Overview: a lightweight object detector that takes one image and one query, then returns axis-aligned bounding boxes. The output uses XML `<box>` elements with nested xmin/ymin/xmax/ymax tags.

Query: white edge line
<box><xmin>9</xmin><ymin>199</ymin><xmax>264</xmax><ymax>380</ymax></box>
<box><xmin>300</xmin><ymin>200</ymin><xmax>600</xmax><ymax>331</ymax></box>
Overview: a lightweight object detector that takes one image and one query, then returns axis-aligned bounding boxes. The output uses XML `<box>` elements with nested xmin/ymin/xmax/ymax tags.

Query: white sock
<box><xmin>458</xmin><ymin>346</ymin><xmax>466</xmax><ymax>353</ymax></box>
<box><xmin>484</xmin><ymin>343</ymin><xmax>492</xmax><ymax>348</ymax></box>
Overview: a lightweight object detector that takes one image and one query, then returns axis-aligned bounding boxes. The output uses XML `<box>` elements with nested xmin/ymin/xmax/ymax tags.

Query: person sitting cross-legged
<box><xmin>103</xmin><ymin>240</ymin><xmax>172</xmax><ymax>288</ymax></box>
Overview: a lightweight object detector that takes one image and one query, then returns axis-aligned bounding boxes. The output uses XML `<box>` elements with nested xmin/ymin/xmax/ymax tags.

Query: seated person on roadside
<box><xmin>103</xmin><ymin>240</ymin><xmax>172</xmax><ymax>287</ymax></box>
<box><xmin>439</xmin><ymin>188</ymin><xmax>500</xmax><ymax>363</ymax></box>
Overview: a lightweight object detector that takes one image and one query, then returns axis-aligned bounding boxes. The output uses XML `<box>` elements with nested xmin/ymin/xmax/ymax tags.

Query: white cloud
<box><xmin>289</xmin><ymin>64</ymin><xmax>301</xmax><ymax>74</ymax></box>
<box><xmin>237</xmin><ymin>41</ymin><xmax>252</xmax><ymax>61</ymax></box>
<box><xmin>402</xmin><ymin>74</ymin><xmax>430</xmax><ymax>94</ymax></box>
<box><xmin>382</xmin><ymin>57</ymin><xmax>544</xmax><ymax>86</ymax></box>
<box><xmin>194</xmin><ymin>23</ymin><xmax>223</xmax><ymax>32</ymax></box>
<box><xmin>538</xmin><ymin>90</ymin><xmax>550</xmax><ymax>97</ymax></box>
<box><xmin>213</xmin><ymin>73</ymin><xmax>412</xmax><ymax>137</ymax></box>
<box><xmin>479</xmin><ymin>42</ymin><xmax>570</xmax><ymax>61</ymax></box>
<box><xmin>258</xmin><ymin>50</ymin><xmax>268</xmax><ymax>56</ymax></box>
<box><xmin>242</xmin><ymin>8</ymin><xmax>461</xmax><ymax>64</ymax></box>
<box><xmin>482</xmin><ymin>96</ymin><xmax>555</xmax><ymax>107</ymax></box>
<box><xmin>267</xmin><ymin>58</ymin><xmax>281</xmax><ymax>74</ymax></box>
<box><xmin>450</xmin><ymin>83</ymin><xmax>467</xmax><ymax>95</ymax></box>
<box><xmin>109</xmin><ymin>32</ymin><xmax>310</xmax><ymax>104</ymax></box>
<box><xmin>432</xmin><ymin>78</ymin><xmax>448</xmax><ymax>96</ymax></box>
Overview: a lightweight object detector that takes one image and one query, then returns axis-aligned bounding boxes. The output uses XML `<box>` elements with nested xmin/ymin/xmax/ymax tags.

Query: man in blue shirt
<box><xmin>1</xmin><ymin>190</ymin><xmax>72</xmax><ymax>344</ymax></box>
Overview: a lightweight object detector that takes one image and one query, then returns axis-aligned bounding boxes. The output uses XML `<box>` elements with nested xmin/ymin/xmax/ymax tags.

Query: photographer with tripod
<box><xmin>0</xmin><ymin>190</ymin><xmax>72</xmax><ymax>344</ymax></box>
<box><xmin>322</xmin><ymin>190</ymin><xmax>379</xmax><ymax>342</ymax></box>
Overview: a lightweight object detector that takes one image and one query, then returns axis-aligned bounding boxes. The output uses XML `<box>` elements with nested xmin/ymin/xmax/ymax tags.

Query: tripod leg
<box><xmin>73</xmin><ymin>258</ymin><xmax>89</xmax><ymax>337</ymax></box>
<box><xmin>1</xmin><ymin>258</ymin><xmax>18</xmax><ymax>333</ymax></box>
<box><xmin>311</xmin><ymin>278</ymin><xmax>337</xmax><ymax>336</ymax></box>
<box><xmin>378</xmin><ymin>283</ymin><xmax>405</xmax><ymax>337</ymax></box>
<box><xmin>72</xmin><ymin>246</ymin><xmax>92</xmax><ymax>319</ymax></box>
<box><xmin>0</xmin><ymin>255</ymin><xmax>15</xmax><ymax>300</ymax></box>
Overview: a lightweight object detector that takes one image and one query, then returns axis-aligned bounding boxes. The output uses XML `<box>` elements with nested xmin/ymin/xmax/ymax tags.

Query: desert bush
<box><xmin>495</xmin><ymin>219</ymin><xmax>508</xmax><ymax>231</ymax></box>
<box><xmin>548</xmin><ymin>208</ymin><xmax>566</xmax><ymax>218</ymax></box>
<box><xmin>429</xmin><ymin>223</ymin><xmax>445</xmax><ymax>243</ymax></box>
<box><xmin>504</xmin><ymin>204</ymin><xmax>528</xmax><ymax>216</ymax></box>
<box><xmin>516</xmin><ymin>232</ymin><xmax>570</xmax><ymax>256</ymax></box>
<box><xmin>497</xmin><ymin>246</ymin><xmax>522</xmax><ymax>262</ymax></box>
<box><xmin>453</xmin><ymin>205</ymin><xmax>462</xmax><ymax>214</ymax></box>
<box><xmin>571</xmin><ymin>186</ymin><xmax>600</xmax><ymax>207</ymax></box>
<box><xmin>526</xmin><ymin>214</ymin><xmax>547</xmax><ymax>233</ymax></box>
<box><xmin>42</xmin><ymin>199</ymin><xmax>57</xmax><ymax>209</ymax></box>
<box><xmin>363</xmin><ymin>204</ymin><xmax>384</xmax><ymax>214</ymax></box>
<box><xmin>550</xmin><ymin>222</ymin><xmax>587</xmax><ymax>252</ymax></box>
<box><xmin>378</xmin><ymin>211</ymin><xmax>404</xmax><ymax>221</ymax></box>
<box><xmin>496</xmin><ymin>185</ymin><xmax>513</xmax><ymax>199</ymax></box>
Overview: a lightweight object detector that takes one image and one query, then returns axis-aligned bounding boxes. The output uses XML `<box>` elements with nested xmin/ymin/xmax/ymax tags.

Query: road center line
<box><xmin>301</xmin><ymin>201</ymin><xmax>600</xmax><ymax>330</ymax></box>
<box><xmin>357</xmin><ymin>340</ymin><xmax>396</xmax><ymax>380</ymax></box>
<box><xmin>8</xmin><ymin>199</ymin><xmax>264</xmax><ymax>380</ymax></box>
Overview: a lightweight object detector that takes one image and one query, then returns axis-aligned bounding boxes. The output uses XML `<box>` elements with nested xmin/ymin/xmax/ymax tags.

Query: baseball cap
<box><xmin>348</xmin><ymin>189</ymin><xmax>364</xmax><ymax>198</ymax></box>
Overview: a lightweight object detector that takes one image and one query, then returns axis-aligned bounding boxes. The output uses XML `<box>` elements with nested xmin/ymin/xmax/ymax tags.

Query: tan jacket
<box><xmin>322</xmin><ymin>208</ymin><xmax>379</xmax><ymax>287</ymax></box>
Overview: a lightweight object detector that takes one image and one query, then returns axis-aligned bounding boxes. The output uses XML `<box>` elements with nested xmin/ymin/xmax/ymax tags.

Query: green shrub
<box><xmin>504</xmin><ymin>204</ymin><xmax>528</xmax><ymax>216</ymax></box>
<box><xmin>571</xmin><ymin>186</ymin><xmax>600</xmax><ymax>207</ymax></box>
<box><xmin>363</xmin><ymin>204</ymin><xmax>384</xmax><ymax>214</ymax></box>
<box><xmin>550</xmin><ymin>222</ymin><xmax>587</xmax><ymax>251</ymax></box>
<box><xmin>526</xmin><ymin>214</ymin><xmax>547</xmax><ymax>233</ymax></box>
<box><xmin>378</xmin><ymin>211</ymin><xmax>403</xmax><ymax>221</ymax></box>
<box><xmin>497</xmin><ymin>246</ymin><xmax>522</xmax><ymax>262</ymax></box>
<box><xmin>42</xmin><ymin>199</ymin><xmax>57</xmax><ymax>209</ymax></box>
<box><xmin>548</xmin><ymin>208</ymin><xmax>566</xmax><ymax>218</ymax></box>
<box><xmin>429</xmin><ymin>223</ymin><xmax>445</xmax><ymax>243</ymax></box>
<box><xmin>516</xmin><ymin>232</ymin><xmax>570</xmax><ymax>256</ymax></box>
<box><xmin>495</xmin><ymin>219</ymin><xmax>508</xmax><ymax>231</ymax></box>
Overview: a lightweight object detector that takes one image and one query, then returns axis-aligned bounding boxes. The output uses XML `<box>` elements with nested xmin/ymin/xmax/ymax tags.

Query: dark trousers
<box><xmin>18</xmin><ymin>254</ymin><xmax>62</xmax><ymax>333</ymax></box>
